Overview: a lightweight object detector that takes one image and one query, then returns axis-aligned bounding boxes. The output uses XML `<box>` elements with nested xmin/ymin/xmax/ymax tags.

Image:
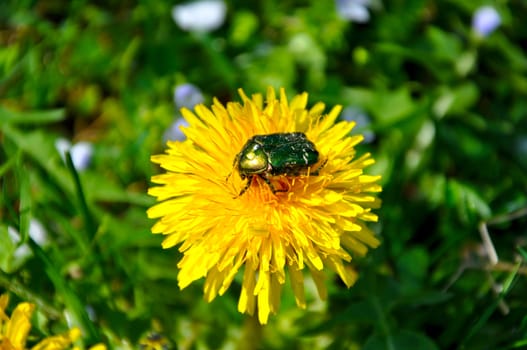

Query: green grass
<box><xmin>1</xmin><ymin>1</ymin><xmax>527</xmax><ymax>349</ymax></box>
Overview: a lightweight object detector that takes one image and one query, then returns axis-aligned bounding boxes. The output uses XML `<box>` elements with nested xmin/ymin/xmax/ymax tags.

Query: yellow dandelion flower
<box><xmin>147</xmin><ymin>87</ymin><xmax>382</xmax><ymax>324</ymax></box>
<box><xmin>1</xmin><ymin>294</ymin><xmax>34</xmax><ymax>350</ymax></box>
<box><xmin>31</xmin><ymin>328</ymin><xmax>81</xmax><ymax>350</ymax></box>
<box><xmin>138</xmin><ymin>332</ymin><xmax>169</xmax><ymax>350</ymax></box>
<box><xmin>0</xmin><ymin>294</ymin><xmax>82</xmax><ymax>350</ymax></box>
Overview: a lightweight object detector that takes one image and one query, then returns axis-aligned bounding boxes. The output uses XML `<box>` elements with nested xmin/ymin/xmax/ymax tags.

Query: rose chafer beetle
<box><xmin>232</xmin><ymin>132</ymin><xmax>323</xmax><ymax>197</ymax></box>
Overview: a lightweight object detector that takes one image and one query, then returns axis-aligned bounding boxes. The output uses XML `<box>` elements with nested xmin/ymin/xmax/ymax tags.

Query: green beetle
<box><xmin>233</xmin><ymin>132</ymin><xmax>322</xmax><ymax>197</ymax></box>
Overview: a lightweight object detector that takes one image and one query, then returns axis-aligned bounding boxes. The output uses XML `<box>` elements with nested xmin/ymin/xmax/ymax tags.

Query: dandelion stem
<box><xmin>239</xmin><ymin>313</ymin><xmax>263</xmax><ymax>350</ymax></box>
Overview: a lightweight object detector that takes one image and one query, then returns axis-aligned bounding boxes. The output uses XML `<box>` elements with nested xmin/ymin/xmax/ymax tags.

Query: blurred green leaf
<box><xmin>243</xmin><ymin>47</ymin><xmax>296</xmax><ymax>92</ymax></box>
<box><xmin>517</xmin><ymin>246</ymin><xmax>527</xmax><ymax>262</ymax></box>
<box><xmin>28</xmin><ymin>239</ymin><xmax>102</xmax><ymax>344</ymax></box>
<box><xmin>343</xmin><ymin>87</ymin><xmax>417</xmax><ymax>127</ymax></box>
<box><xmin>425</xmin><ymin>26</ymin><xmax>463</xmax><ymax>63</ymax></box>
<box><xmin>396</xmin><ymin>246</ymin><xmax>429</xmax><ymax>292</ymax></box>
<box><xmin>364</xmin><ymin>330</ymin><xmax>439</xmax><ymax>350</ymax></box>
<box><xmin>446</xmin><ymin>179</ymin><xmax>492</xmax><ymax>222</ymax></box>
<box><xmin>0</xmin><ymin>153</ymin><xmax>17</xmax><ymax>182</ymax></box>
<box><xmin>433</xmin><ymin>83</ymin><xmax>479</xmax><ymax>118</ymax></box>
<box><xmin>2</xmin><ymin>124</ymin><xmax>74</xmax><ymax>194</ymax></box>
<box><xmin>0</xmin><ymin>225</ymin><xmax>17</xmax><ymax>272</ymax></box>
<box><xmin>460</xmin><ymin>260</ymin><xmax>520</xmax><ymax>347</ymax></box>
<box><xmin>230</xmin><ymin>11</ymin><xmax>259</xmax><ymax>46</ymax></box>
<box><xmin>0</xmin><ymin>106</ymin><xmax>65</xmax><ymax>124</ymax></box>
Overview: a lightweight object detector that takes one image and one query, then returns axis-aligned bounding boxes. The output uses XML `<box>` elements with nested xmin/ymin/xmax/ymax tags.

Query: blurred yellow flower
<box><xmin>148</xmin><ymin>87</ymin><xmax>382</xmax><ymax>324</ymax></box>
<box><xmin>0</xmin><ymin>294</ymin><xmax>105</xmax><ymax>350</ymax></box>
<box><xmin>138</xmin><ymin>333</ymin><xmax>169</xmax><ymax>350</ymax></box>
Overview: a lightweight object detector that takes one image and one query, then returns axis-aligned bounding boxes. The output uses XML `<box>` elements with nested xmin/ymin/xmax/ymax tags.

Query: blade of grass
<box><xmin>1</xmin><ymin>124</ymin><xmax>75</xmax><ymax>196</ymax></box>
<box><xmin>0</xmin><ymin>152</ymin><xmax>18</xmax><ymax>178</ymax></box>
<box><xmin>0</xmin><ymin>150</ymin><xmax>21</xmax><ymax>223</ymax></box>
<box><xmin>65</xmin><ymin>151</ymin><xmax>96</xmax><ymax>241</ymax></box>
<box><xmin>17</xmin><ymin>160</ymin><xmax>31</xmax><ymax>242</ymax></box>
<box><xmin>370</xmin><ymin>296</ymin><xmax>396</xmax><ymax>350</ymax></box>
<box><xmin>509</xmin><ymin>339</ymin><xmax>527</xmax><ymax>349</ymax></box>
<box><xmin>517</xmin><ymin>246</ymin><xmax>527</xmax><ymax>262</ymax></box>
<box><xmin>27</xmin><ymin>238</ymin><xmax>101</xmax><ymax>344</ymax></box>
<box><xmin>459</xmin><ymin>262</ymin><xmax>521</xmax><ymax>348</ymax></box>
<box><xmin>0</xmin><ymin>106</ymin><xmax>65</xmax><ymax>125</ymax></box>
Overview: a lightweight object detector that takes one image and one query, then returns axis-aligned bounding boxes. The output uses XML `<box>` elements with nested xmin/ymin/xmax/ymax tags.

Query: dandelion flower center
<box><xmin>148</xmin><ymin>87</ymin><xmax>382</xmax><ymax>324</ymax></box>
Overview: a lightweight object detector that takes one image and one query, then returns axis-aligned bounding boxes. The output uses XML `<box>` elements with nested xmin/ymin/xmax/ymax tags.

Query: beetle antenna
<box><xmin>226</xmin><ymin>153</ymin><xmax>240</xmax><ymax>182</ymax></box>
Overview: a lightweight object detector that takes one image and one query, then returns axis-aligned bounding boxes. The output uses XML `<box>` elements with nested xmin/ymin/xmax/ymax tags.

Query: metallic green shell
<box><xmin>237</xmin><ymin>132</ymin><xmax>319</xmax><ymax>176</ymax></box>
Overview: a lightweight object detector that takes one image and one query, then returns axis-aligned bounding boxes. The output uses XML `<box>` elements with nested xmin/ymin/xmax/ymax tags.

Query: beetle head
<box><xmin>238</xmin><ymin>142</ymin><xmax>268</xmax><ymax>175</ymax></box>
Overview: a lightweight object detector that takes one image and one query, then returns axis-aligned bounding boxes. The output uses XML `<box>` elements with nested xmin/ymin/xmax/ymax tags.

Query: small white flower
<box><xmin>174</xmin><ymin>83</ymin><xmax>204</xmax><ymax>109</ymax></box>
<box><xmin>55</xmin><ymin>138</ymin><xmax>72</xmax><ymax>162</ymax></box>
<box><xmin>472</xmin><ymin>6</ymin><xmax>501</xmax><ymax>37</ymax></box>
<box><xmin>55</xmin><ymin>138</ymin><xmax>94</xmax><ymax>171</ymax></box>
<box><xmin>172</xmin><ymin>0</ymin><xmax>227</xmax><ymax>32</ymax></box>
<box><xmin>29</xmin><ymin>219</ymin><xmax>49</xmax><ymax>246</ymax></box>
<box><xmin>5</xmin><ymin>219</ymin><xmax>49</xmax><ymax>271</ymax></box>
<box><xmin>8</xmin><ymin>226</ymin><xmax>31</xmax><ymax>261</ymax></box>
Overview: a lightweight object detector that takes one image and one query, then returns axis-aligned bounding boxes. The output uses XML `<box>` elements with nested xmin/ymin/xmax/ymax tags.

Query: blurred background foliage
<box><xmin>1</xmin><ymin>0</ymin><xmax>527</xmax><ymax>349</ymax></box>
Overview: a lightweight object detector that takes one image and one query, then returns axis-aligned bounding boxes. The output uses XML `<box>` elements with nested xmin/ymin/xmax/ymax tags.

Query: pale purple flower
<box><xmin>341</xmin><ymin>106</ymin><xmax>375</xmax><ymax>143</ymax></box>
<box><xmin>70</xmin><ymin>142</ymin><xmax>93</xmax><ymax>170</ymax></box>
<box><xmin>167</xmin><ymin>83</ymin><xmax>203</xmax><ymax>142</ymax></box>
<box><xmin>336</xmin><ymin>0</ymin><xmax>374</xmax><ymax>23</ymax></box>
<box><xmin>55</xmin><ymin>138</ymin><xmax>93</xmax><ymax>171</ymax></box>
<box><xmin>174</xmin><ymin>83</ymin><xmax>204</xmax><ymax>110</ymax></box>
<box><xmin>172</xmin><ymin>0</ymin><xmax>227</xmax><ymax>32</ymax></box>
<box><xmin>516</xmin><ymin>136</ymin><xmax>527</xmax><ymax>161</ymax></box>
<box><xmin>163</xmin><ymin>117</ymin><xmax>190</xmax><ymax>142</ymax></box>
<box><xmin>472</xmin><ymin>6</ymin><xmax>501</xmax><ymax>37</ymax></box>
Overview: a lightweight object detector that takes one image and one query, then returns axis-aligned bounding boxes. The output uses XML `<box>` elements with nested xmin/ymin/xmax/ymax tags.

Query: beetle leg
<box><xmin>259</xmin><ymin>174</ymin><xmax>289</xmax><ymax>194</ymax></box>
<box><xmin>236</xmin><ymin>177</ymin><xmax>253</xmax><ymax>198</ymax></box>
<box><xmin>236</xmin><ymin>175</ymin><xmax>289</xmax><ymax>197</ymax></box>
<box><xmin>259</xmin><ymin>174</ymin><xmax>276</xmax><ymax>193</ymax></box>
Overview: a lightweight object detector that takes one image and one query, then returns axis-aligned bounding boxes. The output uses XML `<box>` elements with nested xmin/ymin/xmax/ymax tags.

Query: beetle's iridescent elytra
<box><xmin>233</xmin><ymin>132</ymin><xmax>322</xmax><ymax>196</ymax></box>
